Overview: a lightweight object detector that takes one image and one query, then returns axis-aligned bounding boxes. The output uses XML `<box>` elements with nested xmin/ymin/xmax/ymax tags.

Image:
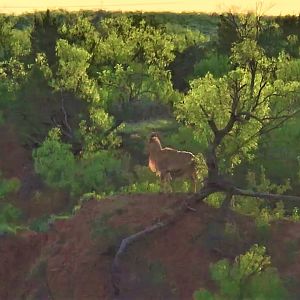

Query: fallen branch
<box><xmin>111</xmin><ymin>182</ymin><xmax>300</xmax><ymax>296</ymax></box>
<box><xmin>111</xmin><ymin>186</ymin><xmax>214</xmax><ymax>296</ymax></box>
<box><xmin>232</xmin><ymin>187</ymin><xmax>300</xmax><ymax>202</ymax></box>
<box><xmin>111</xmin><ymin>222</ymin><xmax>165</xmax><ymax>296</ymax></box>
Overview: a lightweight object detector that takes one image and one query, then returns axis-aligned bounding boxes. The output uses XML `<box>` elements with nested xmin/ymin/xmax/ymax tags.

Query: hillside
<box><xmin>1</xmin><ymin>194</ymin><xmax>300</xmax><ymax>299</ymax></box>
<box><xmin>1</xmin><ymin>9</ymin><xmax>300</xmax><ymax>300</ymax></box>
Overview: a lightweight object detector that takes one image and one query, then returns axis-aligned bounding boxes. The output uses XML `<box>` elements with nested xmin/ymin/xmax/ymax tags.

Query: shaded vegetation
<box><xmin>1</xmin><ymin>8</ymin><xmax>300</xmax><ymax>298</ymax></box>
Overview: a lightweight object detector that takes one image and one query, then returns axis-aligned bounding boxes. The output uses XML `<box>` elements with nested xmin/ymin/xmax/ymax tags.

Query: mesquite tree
<box><xmin>176</xmin><ymin>32</ymin><xmax>300</xmax><ymax>205</ymax></box>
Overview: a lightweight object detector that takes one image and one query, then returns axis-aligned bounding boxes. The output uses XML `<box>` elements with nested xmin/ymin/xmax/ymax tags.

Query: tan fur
<box><xmin>148</xmin><ymin>133</ymin><xmax>197</xmax><ymax>192</ymax></box>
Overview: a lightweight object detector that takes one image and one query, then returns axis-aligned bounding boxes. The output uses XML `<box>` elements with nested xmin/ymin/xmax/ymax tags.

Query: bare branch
<box><xmin>50</xmin><ymin>116</ymin><xmax>73</xmax><ymax>139</ymax></box>
<box><xmin>236</xmin><ymin>111</ymin><xmax>264</xmax><ymax>124</ymax></box>
<box><xmin>259</xmin><ymin>109</ymin><xmax>300</xmax><ymax>135</ymax></box>
<box><xmin>252</xmin><ymin>80</ymin><xmax>267</xmax><ymax>111</ymax></box>
<box><xmin>220</xmin><ymin>80</ymin><xmax>247</xmax><ymax>138</ymax></box>
<box><xmin>111</xmin><ymin>185</ymin><xmax>217</xmax><ymax>295</ymax></box>
<box><xmin>232</xmin><ymin>187</ymin><xmax>300</xmax><ymax>202</ymax></box>
<box><xmin>200</xmin><ymin>104</ymin><xmax>219</xmax><ymax>135</ymax></box>
<box><xmin>112</xmin><ymin>222</ymin><xmax>165</xmax><ymax>295</ymax></box>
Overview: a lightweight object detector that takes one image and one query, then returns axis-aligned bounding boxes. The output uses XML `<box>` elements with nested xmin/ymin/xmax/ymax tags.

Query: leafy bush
<box><xmin>33</xmin><ymin>127</ymin><xmax>127</xmax><ymax>196</ymax></box>
<box><xmin>291</xmin><ymin>207</ymin><xmax>300</xmax><ymax>221</ymax></box>
<box><xmin>204</xmin><ymin>192</ymin><xmax>225</xmax><ymax>208</ymax></box>
<box><xmin>278</xmin><ymin>58</ymin><xmax>300</xmax><ymax>82</ymax></box>
<box><xmin>121</xmin><ymin>165</ymin><xmax>161</xmax><ymax>194</ymax></box>
<box><xmin>246</xmin><ymin>116</ymin><xmax>300</xmax><ymax>186</ymax></box>
<box><xmin>164</xmin><ymin>126</ymin><xmax>205</xmax><ymax>154</ymax></box>
<box><xmin>33</xmin><ymin>128</ymin><xmax>76</xmax><ymax>190</ymax></box>
<box><xmin>122</xmin><ymin>181</ymin><xmax>161</xmax><ymax>194</ymax></box>
<box><xmin>193</xmin><ymin>244</ymin><xmax>288</xmax><ymax>300</ymax></box>
<box><xmin>0</xmin><ymin>203</ymin><xmax>22</xmax><ymax>234</ymax></box>
<box><xmin>0</xmin><ymin>173</ymin><xmax>20</xmax><ymax>199</ymax></box>
<box><xmin>193</xmin><ymin>54</ymin><xmax>230</xmax><ymax>78</ymax></box>
<box><xmin>233</xmin><ymin>167</ymin><xmax>290</xmax><ymax>227</ymax></box>
<box><xmin>72</xmin><ymin>151</ymin><xmax>126</xmax><ymax>196</ymax></box>
<box><xmin>29</xmin><ymin>215</ymin><xmax>50</xmax><ymax>232</ymax></box>
<box><xmin>0</xmin><ymin>172</ymin><xmax>22</xmax><ymax>234</ymax></box>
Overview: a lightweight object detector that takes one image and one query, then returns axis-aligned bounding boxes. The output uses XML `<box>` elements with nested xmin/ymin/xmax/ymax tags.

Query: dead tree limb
<box><xmin>111</xmin><ymin>180</ymin><xmax>300</xmax><ymax>296</ymax></box>
<box><xmin>112</xmin><ymin>222</ymin><xmax>165</xmax><ymax>296</ymax></box>
<box><xmin>111</xmin><ymin>186</ymin><xmax>214</xmax><ymax>296</ymax></box>
<box><xmin>51</xmin><ymin>116</ymin><xmax>73</xmax><ymax>139</ymax></box>
<box><xmin>232</xmin><ymin>187</ymin><xmax>300</xmax><ymax>202</ymax></box>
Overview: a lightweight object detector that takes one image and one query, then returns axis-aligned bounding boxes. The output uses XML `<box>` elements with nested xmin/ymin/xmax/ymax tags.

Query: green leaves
<box><xmin>176</xmin><ymin>69</ymin><xmax>263</xmax><ymax>169</ymax></box>
<box><xmin>33</xmin><ymin>128</ymin><xmax>76</xmax><ymax>189</ymax></box>
<box><xmin>194</xmin><ymin>54</ymin><xmax>230</xmax><ymax>78</ymax></box>
<box><xmin>231</xmin><ymin>39</ymin><xmax>264</xmax><ymax>68</ymax></box>
<box><xmin>0</xmin><ymin>204</ymin><xmax>22</xmax><ymax>234</ymax></box>
<box><xmin>176</xmin><ymin>28</ymin><xmax>300</xmax><ymax>172</ymax></box>
<box><xmin>0</xmin><ymin>173</ymin><xmax>20</xmax><ymax>200</ymax></box>
<box><xmin>0</xmin><ymin>16</ymin><xmax>31</xmax><ymax>60</ymax></box>
<box><xmin>60</xmin><ymin>16</ymin><xmax>99</xmax><ymax>53</ymax></box>
<box><xmin>73</xmin><ymin>151</ymin><xmax>125</xmax><ymax>195</ymax></box>
<box><xmin>0</xmin><ymin>16</ymin><xmax>31</xmax><ymax>101</ymax></box>
<box><xmin>194</xmin><ymin>244</ymin><xmax>288</xmax><ymax>300</ymax></box>
<box><xmin>0</xmin><ymin>170</ymin><xmax>22</xmax><ymax>234</ymax></box>
<box><xmin>55</xmin><ymin>39</ymin><xmax>99</xmax><ymax>102</ymax></box>
<box><xmin>33</xmin><ymin>127</ymin><xmax>125</xmax><ymax>196</ymax></box>
<box><xmin>97</xmin><ymin>16</ymin><xmax>176</xmax><ymax>68</ymax></box>
<box><xmin>79</xmin><ymin>108</ymin><xmax>122</xmax><ymax>153</ymax></box>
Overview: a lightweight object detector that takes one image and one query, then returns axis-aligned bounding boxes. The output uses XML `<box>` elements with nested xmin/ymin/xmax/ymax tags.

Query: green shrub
<box><xmin>72</xmin><ymin>150</ymin><xmax>126</xmax><ymax>195</ymax></box>
<box><xmin>33</xmin><ymin>128</ymin><xmax>76</xmax><ymax>190</ymax></box>
<box><xmin>33</xmin><ymin>127</ymin><xmax>127</xmax><ymax>196</ymax></box>
<box><xmin>29</xmin><ymin>215</ymin><xmax>50</xmax><ymax>232</ymax></box>
<box><xmin>0</xmin><ymin>203</ymin><xmax>22</xmax><ymax>234</ymax></box>
<box><xmin>164</xmin><ymin>126</ymin><xmax>205</xmax><ymax>154</ymax></box>
<box><xmin>291</xmin><ymin>207</ymin><xmax>300</xmax><ymax>221</ymax></box>
<box><xmin>233</xmin><ymin>167</ymin><xmax>290</xmax><ymax>225</ymax></box>
<box><xmin>193</xmin><ymin>54</ymin><xmax>230</xmax><ymax>78</ymax></box>
<box><xmin>0</xmin><ymin>173</ymin><xmax>21</xmax><ymax>199</ymax></box>
<box><xmin>204</xmin><ymin>192</ymin><xmax>225</xmax><ymax>208</ymax></box>
<box><xmin>193</xmin><ymin>244</ymin><xmax>288</xmax><ymax>300</ymax></box>
<box><xmin>121</xmin><ymin>165</ymin><xmax>161</xmax><ymax>194</ymax></box>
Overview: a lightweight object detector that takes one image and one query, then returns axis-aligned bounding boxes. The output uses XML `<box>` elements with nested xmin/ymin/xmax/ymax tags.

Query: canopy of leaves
<box><xmin>176</xmin><ymin>38</ymin><xmax>300</xmax><ymax>171</ymax></box>
<box><xmin>59</xmin><ymin>15</ymin><xmax>194</xmax><ymax>111</ymax></box>
<box><xmin>0</xmin><ymin>16</ymin><xmax>31</xmax><ymax>60</ymax></box>
<box><xmin>217</xmin><ymin>13</ymin><xmax>295</xmax><ymax>58</ymax></box>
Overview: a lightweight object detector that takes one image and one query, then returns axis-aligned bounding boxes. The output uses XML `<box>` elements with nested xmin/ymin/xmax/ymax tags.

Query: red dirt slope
<box><xmin>1</xmin><ymin>194</ymin><xmax>300</xmax><ymax>300</ymax></box>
